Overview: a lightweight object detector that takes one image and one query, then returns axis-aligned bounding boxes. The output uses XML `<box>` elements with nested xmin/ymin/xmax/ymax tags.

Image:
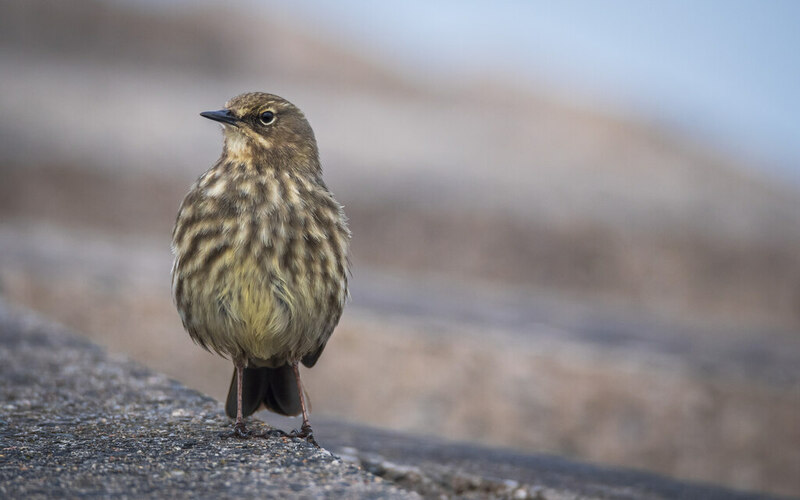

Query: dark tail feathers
<box><xmin>225</xmin><ymin>364</ymin><xmax>303</xmax><ymax>418</ymax></box>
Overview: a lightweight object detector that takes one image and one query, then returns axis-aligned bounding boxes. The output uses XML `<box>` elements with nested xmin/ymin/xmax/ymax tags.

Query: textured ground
<box><xmin>0</xmin><ymin>302</ymin><xmax>409</xmax><ymax>499</ymax></box>
<box><xmin>0</xmin><ymin>301</ymin><xmax>787</xmax><ymax>500</ymax></box>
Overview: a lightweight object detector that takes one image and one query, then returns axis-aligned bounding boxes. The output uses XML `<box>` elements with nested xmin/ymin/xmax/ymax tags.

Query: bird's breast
<box><xmin>171</xmin><ymin>164</ymin><xmax>349</xmax><ymax>362</ymax></box>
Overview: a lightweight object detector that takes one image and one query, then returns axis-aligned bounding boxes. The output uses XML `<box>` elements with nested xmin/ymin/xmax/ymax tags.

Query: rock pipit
<box><xmin>171</xmin><ymin>93</ymin><xmax>350</xmax><ymax>442</ymax></box>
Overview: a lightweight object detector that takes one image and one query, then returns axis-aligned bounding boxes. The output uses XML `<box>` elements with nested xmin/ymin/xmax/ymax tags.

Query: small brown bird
<box><xmin>171</xmin><ymin>92</ymin><xmax>350</xmax><ymax>441</ymax></box>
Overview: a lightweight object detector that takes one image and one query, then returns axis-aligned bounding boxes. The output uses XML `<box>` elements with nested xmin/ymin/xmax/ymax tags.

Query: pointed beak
<box><xmin>200</xmin><ymin>109</ymin><xmax>239</xmax><ymax>126</ymax></box>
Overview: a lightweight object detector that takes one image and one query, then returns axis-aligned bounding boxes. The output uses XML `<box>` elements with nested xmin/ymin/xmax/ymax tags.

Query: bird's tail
<box><xmin>225</xmin><ymin>365</ymin><xmax>303</xmax><ymax>418</ymax></box>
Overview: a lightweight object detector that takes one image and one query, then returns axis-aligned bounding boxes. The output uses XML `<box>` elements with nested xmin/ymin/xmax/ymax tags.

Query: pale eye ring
<box><xmin>259</xmin><ymin>111</ymin><xmax>276</xmax><ymax>125</ymax></box>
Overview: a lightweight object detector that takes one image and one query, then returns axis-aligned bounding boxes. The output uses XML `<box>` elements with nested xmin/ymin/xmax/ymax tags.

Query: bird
<box><xmin>171</xmin><ymin>92</ymin><xmax>350</xmax><ymax>442</ymax></box>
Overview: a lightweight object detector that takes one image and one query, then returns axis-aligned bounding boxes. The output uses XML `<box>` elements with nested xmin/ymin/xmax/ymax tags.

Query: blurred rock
<box><xmin>1</xmin><ymin>0</ymin><xmax>799</xmax><ymax>329</ymax></box>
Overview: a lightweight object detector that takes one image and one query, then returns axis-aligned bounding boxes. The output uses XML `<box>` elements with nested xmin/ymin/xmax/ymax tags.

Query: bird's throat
<box><xmin>223</xmin><ymin>129</ymin><xmax>271</xmax><ymax>165</ymax></box>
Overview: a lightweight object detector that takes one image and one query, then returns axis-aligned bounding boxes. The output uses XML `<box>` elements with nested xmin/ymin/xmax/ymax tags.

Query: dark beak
<box><xmin>200</xmin><ymin>109</ymin><xmax>239</xmax><ymax>126</ymax></box>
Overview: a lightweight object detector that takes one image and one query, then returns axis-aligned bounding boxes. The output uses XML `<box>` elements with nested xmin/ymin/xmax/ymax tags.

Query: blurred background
<box><xmin>1</xmin><ymin>0</ymin><xmax>798</xmax><ymax>496</ymax></box>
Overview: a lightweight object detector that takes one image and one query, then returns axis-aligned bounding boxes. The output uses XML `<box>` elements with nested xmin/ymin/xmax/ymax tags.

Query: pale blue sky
<box><xmin>266</xmin><ymin>0</ymin><xmax>800</xmax><ymax>184</ymax></box>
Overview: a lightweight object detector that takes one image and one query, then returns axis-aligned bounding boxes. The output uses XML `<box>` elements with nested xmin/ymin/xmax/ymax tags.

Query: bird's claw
<box><xmin>289</xmin><ymin>423</ymin><xmax>319</xmax><ymax>447</ymax></box>
<box><xmin>233</xmin><ymin>421</ymin><xmax>250</xmax><ymax>439</ymax></box>
<box><xmin>218</xmin><ymin>424</ymin><xmax>252</xmax><ymax>440</ymax></box>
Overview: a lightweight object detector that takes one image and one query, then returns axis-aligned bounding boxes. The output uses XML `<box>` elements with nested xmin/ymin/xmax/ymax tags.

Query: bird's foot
<box><xmin>219</xmin><ymin>421</ymin><xmax>252</xmax><ymax>439</ymax></box>
<box><xmin>289</xmin><ymin>423</ymin><xmax>319</xmax><ymax>447</ymax></box>
<box><xmin>233</xmin><ymin>421</ymin><xmax>250</xmax><ymax>439</ymax></box>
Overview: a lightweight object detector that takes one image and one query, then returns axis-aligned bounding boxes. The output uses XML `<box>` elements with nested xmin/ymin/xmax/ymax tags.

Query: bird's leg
<box><xmin>292</xmin><ymin>361</ymin><xmax>312</xmax><ymax>434</ymax></box>
<box><xmin>289</xmin><ymin>361</ymin><xmax>318</xmax><ymax>446</ymax></box>
<box><xmin>233</xmin><ymin>359</ymin><xmax>248</xmax><ymax>438</ymax></box>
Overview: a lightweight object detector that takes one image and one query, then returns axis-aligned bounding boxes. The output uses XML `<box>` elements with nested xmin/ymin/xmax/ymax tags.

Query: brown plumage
<box><xmin>171</xmin><ymin>92</ymin><xmax>350</xmax><ymax>440</ymax></box>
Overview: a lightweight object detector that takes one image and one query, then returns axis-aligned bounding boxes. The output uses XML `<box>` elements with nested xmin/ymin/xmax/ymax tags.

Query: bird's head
<box><xmin>201</xmin><ymin>92</ymin><xmax>320</xmax><ymax>172</ymax></box>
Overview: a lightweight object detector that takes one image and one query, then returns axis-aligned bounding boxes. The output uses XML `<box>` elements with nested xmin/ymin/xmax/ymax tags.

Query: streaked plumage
<box><xmin>171</xmin><ymin>92</ymin><xmax>350</xmax><ymax>439</ymax></box>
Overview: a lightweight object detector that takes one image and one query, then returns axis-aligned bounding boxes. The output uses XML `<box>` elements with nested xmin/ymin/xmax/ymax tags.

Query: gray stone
<box><xmin>0</xmin><ymin>301</ymin><xmax>413</xmax><ymax>499</ymax></box>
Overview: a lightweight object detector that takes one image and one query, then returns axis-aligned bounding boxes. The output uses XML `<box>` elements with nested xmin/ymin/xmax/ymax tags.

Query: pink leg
<box><xmin>291</xmin><ymin>361</ymin><xmax>318</xmax><ymax>446</ymax></box>
<box><xmin>233</xmin><ymin>359</ymin><xmax>248</xmax><ymax>437</ymax></box>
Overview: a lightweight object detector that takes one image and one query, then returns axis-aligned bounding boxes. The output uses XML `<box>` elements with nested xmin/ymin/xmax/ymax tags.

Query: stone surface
<box><xmin>0</xmin><ymin>300</ymin><xmax>789</xmax><ymax>499</ymax></box>
<box><xmin>0</xmin><ymin>302</ymin><xmax>412</xmax><ymax>499</ymax></box>
<box><xmin>315</xmin><ymin>420</ymin><xmax>788</xmax><ymax>500</ymax></box>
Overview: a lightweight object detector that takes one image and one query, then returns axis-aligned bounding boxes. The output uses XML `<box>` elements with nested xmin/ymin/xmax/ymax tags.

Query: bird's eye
<box><xmin>259</xmin><ymin>111</ymin><xmax>276</xmax><ymax>125</ymax></box>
